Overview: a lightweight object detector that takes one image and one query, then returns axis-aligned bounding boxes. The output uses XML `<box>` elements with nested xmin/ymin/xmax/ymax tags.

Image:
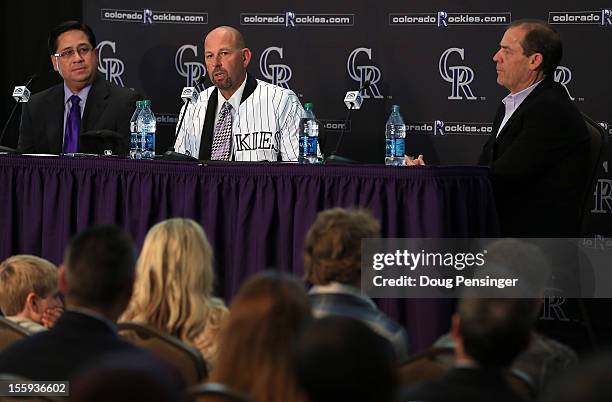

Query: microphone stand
<box><xmin>162</xmin><ymin>76</ymin><xmax>207</xmax><ymax>162</ymax></box>
<box><xmin>0</xmin><ymin>74</ymin><xmax>37</xmax><ymax>152</ymax></box>
<box><xmin>324</xmin><ymin>80</ymin><xmax>371</xmax><ymax>164</ymax></box>
<box><xmin>324</xmin><ymin>105</ymin><xmax>355</xmax><ymax>164</ymax></box>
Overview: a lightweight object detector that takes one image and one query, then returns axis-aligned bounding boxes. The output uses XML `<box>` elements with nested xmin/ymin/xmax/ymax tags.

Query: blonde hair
<box><xmin>120</xmin><ymin>219</ymin><xmax>225</xmax><ymax>344</ymax></box>
<box><xmin>0</xmin><ymin>255</ymin><xmax>58</xmax><ymax>316</ymax></box>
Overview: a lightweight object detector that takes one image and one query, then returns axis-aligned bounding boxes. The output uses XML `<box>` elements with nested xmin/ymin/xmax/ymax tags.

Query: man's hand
<box><xmin>405</xmin><ymin>154</ymin><xmax>426</xmax><ymax>166</ymax></box>
<box><xmin>41</xmin><ymin>307</ymin><xmax>64</xmax><ymax>328</ymax></box>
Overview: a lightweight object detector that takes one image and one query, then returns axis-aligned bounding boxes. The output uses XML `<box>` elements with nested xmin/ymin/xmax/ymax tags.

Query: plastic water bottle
<box><xmin>129</xmin><ymin>100</ymin><xmax>143</xmax><ymax>159</ymax></box>
<box><xmin>385</xmin><ymin>105</ymin><xmax>406</xmax><ymax>166</ymax></box>
<box><xmin>138</xmin><ymin>100</ymin><xmax>156</xmax><ymax>160</ymax></box>
<box><xmin>299</xmin><ymin>102</ymin><xmax>322</xmax><ymax>164</ymax></box>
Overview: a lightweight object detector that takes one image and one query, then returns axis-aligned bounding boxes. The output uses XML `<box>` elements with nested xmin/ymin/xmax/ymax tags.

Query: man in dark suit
<box><xmin>17</xmin><ymin>21</ymin><xmax>140</xmax><ymax>154</ymax></box>
<box><xmin>401</xmin><ymin>298</ymin><xmax>535</xmax><ymax>402</ymax></box>
<box><xmin>479</xmin><ymin>19</ymin><xmax>589</xmax><ymax>237</ymax></box>
<box><xmin>0</xmin><ymin>226</ymin><xmax>140</xmax><ymax>381</ymax></box>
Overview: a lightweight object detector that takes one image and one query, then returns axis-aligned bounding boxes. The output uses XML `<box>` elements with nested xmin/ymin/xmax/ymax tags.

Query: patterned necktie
<box><xmin>211</xmin><ymin>101</ymin><xmax>233</xmax><ymax>160</ymax></box>
<box><xmin>63</xmin><ymin>95</ymin><xmax>81</xmax><ymax>153</ymax></box>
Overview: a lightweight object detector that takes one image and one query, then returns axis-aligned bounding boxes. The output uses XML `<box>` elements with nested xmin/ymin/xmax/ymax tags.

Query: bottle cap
<box><xmin>142</xmin><ymin>100</ymin><xmax>152</xmax><ymax>107</ymax></box>
<box><xmin>391</xmin><ymin>104</ymin><xmax>400</xmax><ymax>113</ymax></box>
<box><xmin>304</xmin><ymin>102</ymin><xmax>313</xmax><ymax>111</ymax></box>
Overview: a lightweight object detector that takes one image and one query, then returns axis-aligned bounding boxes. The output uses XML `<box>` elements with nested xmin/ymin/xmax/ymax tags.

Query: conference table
<box><xmin>0</xmin><ymin>154</ymin><xmax>499</xmax><ymax>351</ymax></box>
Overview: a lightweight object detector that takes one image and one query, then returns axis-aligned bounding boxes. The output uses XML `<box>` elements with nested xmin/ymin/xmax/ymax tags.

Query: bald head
<box><xmin>203</xmin><ymin>26</ymin><xmax>251</xmax><ymax>99</ymax></box>
<box><xmin>205</xmin><ymin>26</ymin><xmax>246</xmax><ymax>52</ymax></box>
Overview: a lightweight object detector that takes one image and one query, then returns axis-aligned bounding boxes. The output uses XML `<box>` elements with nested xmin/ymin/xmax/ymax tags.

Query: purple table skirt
<box><xmin>0</xmin><ymin>155</ymin><xmax>499</xmax><ymax>351</ymax></box>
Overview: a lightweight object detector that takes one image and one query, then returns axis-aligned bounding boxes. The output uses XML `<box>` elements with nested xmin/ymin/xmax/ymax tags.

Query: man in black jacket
<box><xmin>479</xmin><ymin>19</ymin><xmax>589</xmax><ymax>237</ymax></box>
<box><xmin>0</xmin><ymin>226</ymin><xmax>139</xmax><ymax>381</ymax></box>
<box><xmin>17</xmin><ymin>21</ymin><xmax>139</xmax><ymax>154</ymax></box>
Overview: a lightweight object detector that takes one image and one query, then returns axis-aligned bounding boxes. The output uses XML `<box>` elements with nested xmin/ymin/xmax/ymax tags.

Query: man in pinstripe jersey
<box><xmin>174</xmin><ymin>26</ymin><xmax>304</xmax><ymax>161</ymax></box>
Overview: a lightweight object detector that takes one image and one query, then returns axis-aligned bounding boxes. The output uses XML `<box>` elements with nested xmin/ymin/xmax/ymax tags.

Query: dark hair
<box><xmin>304</xmin><ymin>208</ymin><xmax>380</xmax><ymax>286</ymax></box>
<box><xmin>508</xmin><ymin>19</ymin><xmax>562</xmax><ymax>75</ymax></box>
<box><xmin>458</xmin><ymin>298</ymin><xmax>535</xmax><ymax>368</ymax></box>
<box><xmin>63</xmin><ymin>225</ymin><xmax>135</xmax><ymax>309</ymax></box>
<box><xmin>295</xmin><ymin>316</ymin><xmax>397</xmax><ymax>402</ymax></box>
<box><xmin>211</xmin><ymin>271</ymin><xmax>311</xmax><ymax>402</ymax></box>
<box><xmin>48</xmin><ymin>20</ymin><xmax>97</xmax><ymax>54</ymax></box>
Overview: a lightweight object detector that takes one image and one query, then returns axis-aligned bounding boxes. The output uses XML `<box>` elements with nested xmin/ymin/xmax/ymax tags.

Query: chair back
<box><xmin>580</xmin><ymin>114</ymin><xmax>608</xmax><ymax>233</ymax></box>
<box><xmin>117</xmin><ymin>321</ymin><xmax>207</xmax><ymax>386</ymax></box>
<box><xmin>0</xmin><ymin>316</ymin><xmax>30</xmax><ymax>351</ymax></box>
<box><xmin>185</xmin><ymin>383</ymin><xmax>258</xmax><ymax>402</ymax></box>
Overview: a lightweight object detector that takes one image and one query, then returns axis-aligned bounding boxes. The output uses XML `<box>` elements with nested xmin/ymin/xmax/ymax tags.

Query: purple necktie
<box><xmin>63</xmin><ymin>95</ymin><xmax>81</xmax><ymax>153</ymax></box>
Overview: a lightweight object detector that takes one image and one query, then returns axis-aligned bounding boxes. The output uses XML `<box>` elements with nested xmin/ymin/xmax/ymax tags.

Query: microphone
<box><xmin>325</xmin><ymin>80</ymin><xmax>371</xmax><ymax>164</ymax></box>
<box><xmin>163</xmin><ymin>74</ymin><xmax>208</xmax><ymax>161</ymax></box>
<box><xmin>0</xmin><ymin>73</ymin><xmax>38</xmax><ymax>152</ymax></box>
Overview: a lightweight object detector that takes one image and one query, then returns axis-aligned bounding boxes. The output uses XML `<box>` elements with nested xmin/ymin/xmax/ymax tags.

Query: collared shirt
<box><xmin>496</xmin><ymin>79</ymin><xmax>543</xmax><ymax>137</ymax></box>
<box><xmin>214</xmin><ymin>74</ymin><xmax>247</xmax><ymax>131</ymax></box>
<box><xmin>63</xmin><ymin>83</ymin><xmax>92</xmax><ymax>146</ymax></box>
<box><xmin>309</xmin><ymin>282</ymin><xmax>379</xmax><ymax>309</ymax></box>
<box><xmin>6</xmin><ymin>316</ymin><xmax>47</xmax><ymax>334</ymax></box>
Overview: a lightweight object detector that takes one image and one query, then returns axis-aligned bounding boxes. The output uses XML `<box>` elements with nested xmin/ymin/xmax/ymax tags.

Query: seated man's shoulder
<box><xmin>254</xmin><ymin>79</ymin><xmax>299</xmax><ymax>99</ymax></box>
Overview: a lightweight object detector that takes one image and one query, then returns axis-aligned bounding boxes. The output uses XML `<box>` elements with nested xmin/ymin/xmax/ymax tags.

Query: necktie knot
<box><xmin>69</xmin><ymin>95</ymin><xmax>81</xmax><ymax>108</ymax></box>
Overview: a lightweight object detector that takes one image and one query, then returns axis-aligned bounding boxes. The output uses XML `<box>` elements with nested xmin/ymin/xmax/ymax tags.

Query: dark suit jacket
<box><xmin>17</xmin><ymin>75</ymin><xmax>140</xmax><ymax>154</ymax></box>
<box><xmin>401</xmin><ymin>367</ymin><xmax>528</xmax><ymax>402</ymax></box>
<box><xmin>479</xmin><ymin>77</ymin><xmax>589</xmax><ymax>237</ymax></box>
<box><xmin>0</xmin><ymin>311</ymin><xmax>138</xmax><ymax>381</ymax></box>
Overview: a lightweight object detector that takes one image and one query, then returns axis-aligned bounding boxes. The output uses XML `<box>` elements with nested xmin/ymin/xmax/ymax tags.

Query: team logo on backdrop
<box><xmin>143</xmin><ymin>9</ymin><xmax>153</xmax><ymax>24</ymax></box>
<box><xmin>347</xmin><ymin>48</ymin><xmax>383</xmax><ymax>99</ymax></box>
<box><xmin>549</xmin><ymin>9</ymin><xmax>612</xmax><ymax>26</ymax></box>
<box><xmin>389</xmin><ymin>11</ymin><xmax>511</xmax><ymax>26</ymax></box>
<box><xmin>553</xmin><ymin>66</ymin><xmax>575</xmax><ymax>101</ymax></box>
<box><xmin>439</xmin><ymin>48</ymin><xmax>476</xmax><ymax>100</ymax></box>
<box><xmin>592</xmin><ymin>175</ymin><xmax>612</xmax><ymax>214</ymax></box>
<box><xmin>96</xmin><ymin>41</ymin><xmax>125</xmax><ymax>87</ymax></box>
<box><xmin>100</xmin><ymin>9</ymin><xmax>208</xmax><ymax>25</ymax></box>
<box><xmin>175</xmin><ymin>45</ymin><xmax>206</xmax><ymax>87</ymax></box>
<box><xmin>259</xmin><ymin>47</ymin><xmax>292</xmax><ymax>89</ymax></box>
<box><xmin>406</xmin><ymin>121</ymin><xmax>492</xmax><ymax>135</ymax></box>
<box><xmin>240</xmin><ymin>12</ymin><xmax>353</xmax><ymax>26</ymax></box>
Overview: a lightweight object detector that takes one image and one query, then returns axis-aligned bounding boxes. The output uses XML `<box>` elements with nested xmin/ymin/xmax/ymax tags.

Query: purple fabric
<box><xmin>0</xmin><ymin>155</ymin><xmax>499</xmax><ymax>351</ymax></box>
<box><xmin>63</xmin><ymin>95</ymin><xmax>81</xmax><ymax>153</ymax></box>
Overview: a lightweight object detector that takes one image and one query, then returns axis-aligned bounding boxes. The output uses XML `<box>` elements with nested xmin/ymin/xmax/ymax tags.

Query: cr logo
<box><xmin>554</xmin><ymin>66</ymin><xmax>575</xmax><ymax>101</ymax></box>
<box><xmin>347</xmin><ymin>47</ymin><xmax>383</xmax><ymax>99</ymax></box>
<box><xmin>97</xmin><ymin>41</ymin><xmax>125</xmax><ymax>87</ymax></box>
<box><xmin>175</xmin><ymin>45</ymin><xmax>206</xmax><ymax>87</ymax></box>
<box><xmin>439</xmin><ymin>47</ymin><xmax>476</xmax><ymax>100</ymax></box>
<box><xmin>259</xmin><ymin>47</ymin><xmax>292</xmax><ymax>89</ymax></box>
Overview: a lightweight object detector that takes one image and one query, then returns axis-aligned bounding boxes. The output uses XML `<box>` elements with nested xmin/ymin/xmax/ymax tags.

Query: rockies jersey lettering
<box><xmin>175</xmin><ymin>77</ymin><xmax>303</xmax><ymax>161</ymax></box>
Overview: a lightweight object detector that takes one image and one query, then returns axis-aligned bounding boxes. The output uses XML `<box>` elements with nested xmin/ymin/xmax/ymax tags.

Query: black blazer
<box><xmin>17</xmin><ymin>75</ymin><xmax>140</xmax><ymax>154</ymax></box>
<box><xmin>0</xmin><ymin>311</ymin><xmax>138</xmax><ymax>381</ymax></box>
<box><xmin>479</xmin><ymin>78</ymin><xmax>589</xmax><ymax>237</ymax></box>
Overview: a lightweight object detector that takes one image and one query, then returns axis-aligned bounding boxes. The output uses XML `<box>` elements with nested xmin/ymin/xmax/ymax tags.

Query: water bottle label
<box><xmin>386</xmin><ymin>138</ymin><xmax>405</xmax><ymax>158</ymax></box>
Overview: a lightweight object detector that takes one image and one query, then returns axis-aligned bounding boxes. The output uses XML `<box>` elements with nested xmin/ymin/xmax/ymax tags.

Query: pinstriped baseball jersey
<box><xmin>175</xmin><ymin>78</ymin><xmax>304</xmax><ymax>161</ymax></box>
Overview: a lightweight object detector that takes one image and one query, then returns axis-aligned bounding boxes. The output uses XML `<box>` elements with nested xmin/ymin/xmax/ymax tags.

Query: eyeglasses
<box><xmin>53</xmin><ymin>46</ymin><xmax>94</xmax><ymax>59</ymax></box>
